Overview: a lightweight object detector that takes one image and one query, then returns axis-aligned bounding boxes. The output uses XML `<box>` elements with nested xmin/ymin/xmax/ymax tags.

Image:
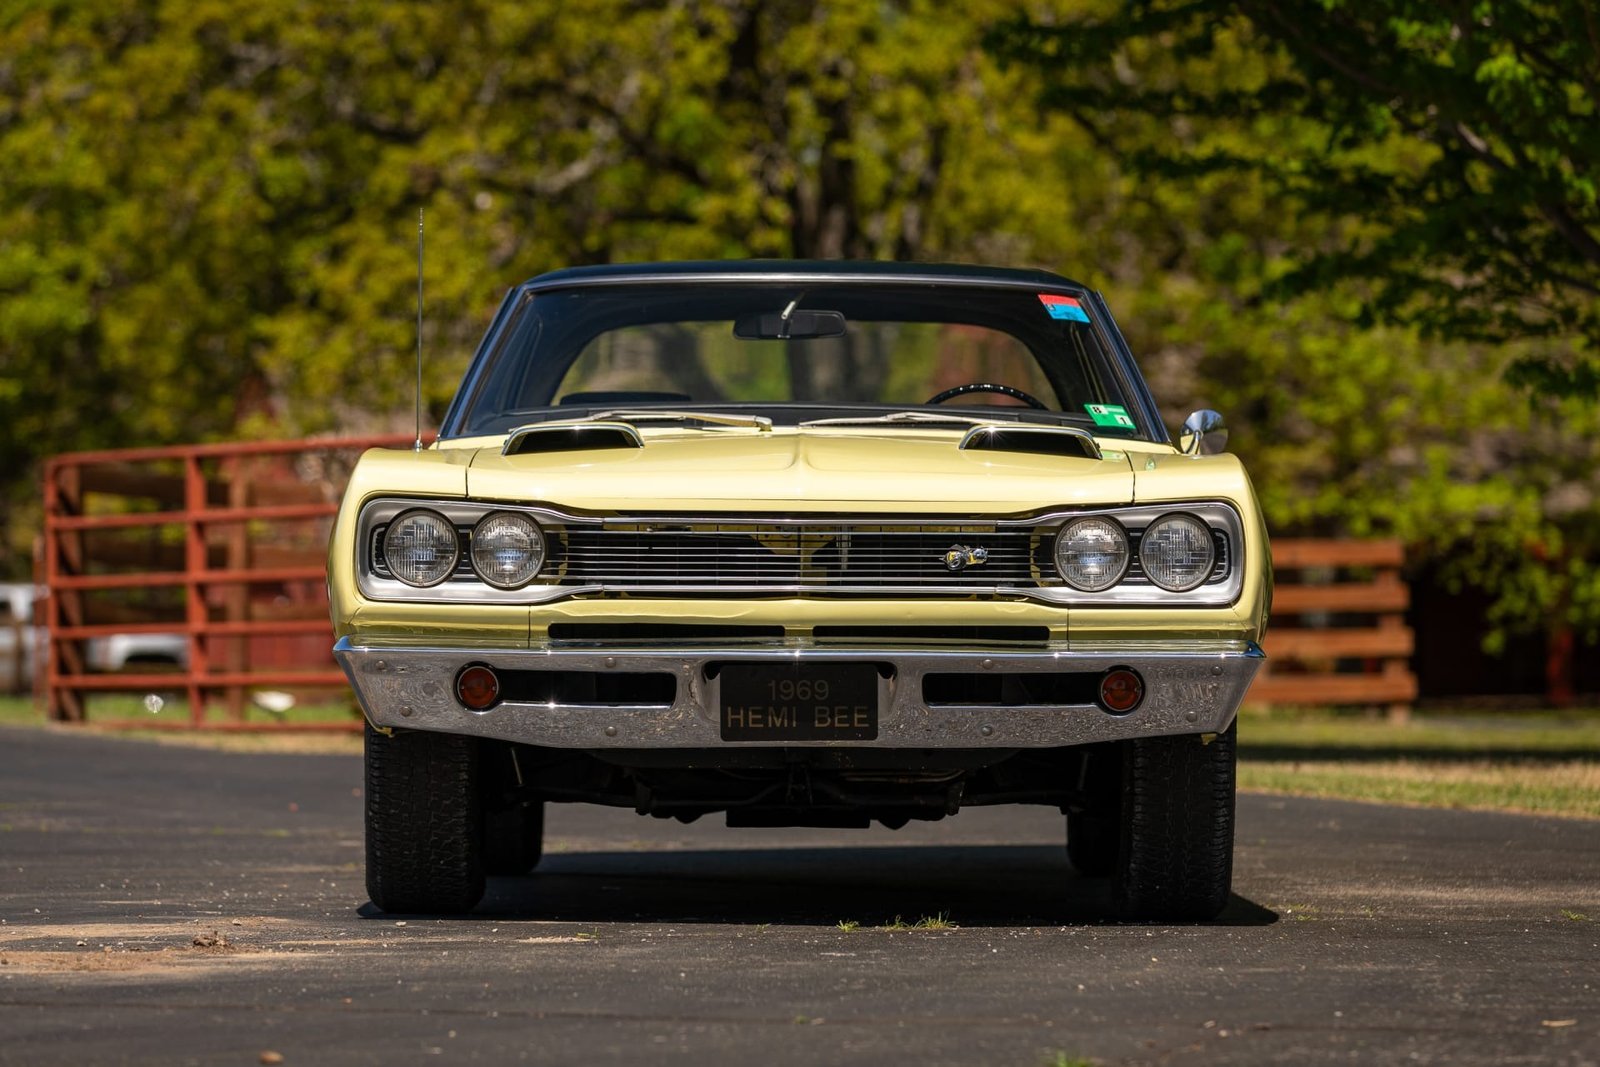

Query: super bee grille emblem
<box><xmin>943</xmin><ymin>544</ymin><xmax>990</xmax><ymax>572</ymax></box>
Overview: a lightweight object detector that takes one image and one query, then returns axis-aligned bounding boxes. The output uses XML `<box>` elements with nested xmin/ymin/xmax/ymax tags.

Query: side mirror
<box><xmin>1180</xmin><ymin>409</ymin><xmax>1228</xmax><ymax>455</ymax></box>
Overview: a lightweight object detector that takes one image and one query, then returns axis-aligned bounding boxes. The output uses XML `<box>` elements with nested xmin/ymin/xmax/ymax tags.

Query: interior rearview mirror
<box><xmin>733</xmin><ymin>310</ymin><xmax>848</xmax><ymax>340</ymax></box>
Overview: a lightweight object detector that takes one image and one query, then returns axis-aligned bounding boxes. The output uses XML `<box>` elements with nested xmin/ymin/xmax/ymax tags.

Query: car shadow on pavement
<box><xmin>413</xmin><ymin>844</ymin><xmax>1278</xmax><ymax>927</ymax></box>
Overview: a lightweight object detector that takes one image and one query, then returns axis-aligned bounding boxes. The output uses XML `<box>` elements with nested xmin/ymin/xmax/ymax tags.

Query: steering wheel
<box><xmin>925</xmin><ymin>382</ymin><xmax>1049</xmax><ymax>410</ymax></box>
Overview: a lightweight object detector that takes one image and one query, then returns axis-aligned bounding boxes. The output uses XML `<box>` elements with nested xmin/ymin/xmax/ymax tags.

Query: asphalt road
<box><xmin>1</xmin><ymin>725</ymin><xmax>1596</xmax><ymax>1067</ymax></box>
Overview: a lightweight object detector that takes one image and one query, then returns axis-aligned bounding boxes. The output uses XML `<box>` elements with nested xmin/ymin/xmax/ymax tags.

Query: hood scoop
<box><xmin>959</xmin><ymin>425</ymin><xmax>1102</xmax><ymax>461</ymax></box>
<box><xmin>503</xmin><ymin>422</ymin><xmax>643</xmax><ymax>456</ymax></box>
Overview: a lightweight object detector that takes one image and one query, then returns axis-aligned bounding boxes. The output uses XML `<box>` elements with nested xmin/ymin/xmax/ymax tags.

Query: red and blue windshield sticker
<box><xmin>1038</xmin><ymin>293</ymin><xmax>1090</xmax><ymax>323</ymax></box>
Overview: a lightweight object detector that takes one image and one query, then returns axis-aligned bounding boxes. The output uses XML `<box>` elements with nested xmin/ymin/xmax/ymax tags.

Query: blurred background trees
<box><xmin>992</xmin><ymin>0</ymin><xmax>1600</xmax><ymax>698</ymax></box>
<box><xmin>2</xmin><ymin>0</ymin><xmax>1596</xmax><ymax>693</ymax></box>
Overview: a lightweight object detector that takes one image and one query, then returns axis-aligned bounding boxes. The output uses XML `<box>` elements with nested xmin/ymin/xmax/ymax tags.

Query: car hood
<box><xmin>460</xmin><ymin>427</ymin><xmax>1135</xmax><ymax>513</ymax></box>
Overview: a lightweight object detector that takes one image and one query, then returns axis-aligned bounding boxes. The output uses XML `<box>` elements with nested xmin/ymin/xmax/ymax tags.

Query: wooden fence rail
<box><xmin>1250</xmin><ymin>538</ymin><xmax>1417</xmax><ymax>713</ymax></box>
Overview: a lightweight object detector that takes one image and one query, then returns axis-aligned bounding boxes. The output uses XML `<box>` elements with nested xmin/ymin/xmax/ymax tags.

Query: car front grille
<box><xmin>365</xmin><ymin>509</ymin><xmax>1233</xmax><ymax>599</ymax></box>
<box><xmin>548</xmin><ymin>522</ymin><xmax>1051</xmax><ymax>589</ymax></box>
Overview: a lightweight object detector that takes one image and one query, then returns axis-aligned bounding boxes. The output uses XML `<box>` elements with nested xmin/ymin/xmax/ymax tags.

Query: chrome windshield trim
<box><xmin>799</xmin><ymin>411</ymin><xmax>994</xmax><ymax>428</ymax></box>
<box><xmin>589</xmin><ymin>409</ymin><xmax>774</xmax><ymax>431</ymax></box>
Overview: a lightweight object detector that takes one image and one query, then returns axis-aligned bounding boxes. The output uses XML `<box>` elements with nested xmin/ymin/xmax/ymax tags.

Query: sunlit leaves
<box><xmin>994</xmin><ymin>0</ymin><xmax>1600</xmax><ymax>388</ymax></box>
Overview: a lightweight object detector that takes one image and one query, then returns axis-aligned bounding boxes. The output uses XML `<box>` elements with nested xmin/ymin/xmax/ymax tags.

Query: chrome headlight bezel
<box><xmin>359</xmin><ymin>499</ymin><xmax>573</xmax><ymax>605</ymax></box>
<box><xmin>1054</xmin><ymin>516</ymin><xmax>1131</xmax><ymax>592</ymax></box>
<box><xmin>469</xmin><ymin>511</ymin><xmax>547</xmax><ymax>589</ymax></box>
<box><xmin>1138</xmin><ymin>512</ymin><xmax>1217</xmax><ymax>592</ymax></box>
<box><xmin>380</xmin><ymin>508</ymin><xmax>461</xmax><ymax>588</ymax></box>
<box><xmin>1035</xmin><ymin>501</ymin><xmax>1243</xmax><ymax>605</ymax></box>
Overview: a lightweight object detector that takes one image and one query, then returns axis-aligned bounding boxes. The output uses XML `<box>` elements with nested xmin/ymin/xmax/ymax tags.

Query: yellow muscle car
<box><xmin>331</xmin><ymin>261</ymin><xmax>1270</xmax><ymax>919</ymax></box>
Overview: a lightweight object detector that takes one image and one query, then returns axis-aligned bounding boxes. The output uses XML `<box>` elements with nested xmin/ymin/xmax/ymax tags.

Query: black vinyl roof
<box><xmin>524</xmin><ymin>259</ymin><xmax>1090</xmax><ymax>293</ymax></box>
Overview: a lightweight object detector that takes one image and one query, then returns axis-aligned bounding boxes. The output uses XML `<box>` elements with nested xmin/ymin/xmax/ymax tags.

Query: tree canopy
<box><xmin>1</xmin><ymin>0</ymin><xmax>1073</xmax><ymax>464</ymax></box>
<box><xmin>991</xmin><ymin>0</ymin><xmax>1600</xmax><ymax>395</ymax></box>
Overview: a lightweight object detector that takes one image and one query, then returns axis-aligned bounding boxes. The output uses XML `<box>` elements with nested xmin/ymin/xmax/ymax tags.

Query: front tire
<box><xmin>1113</xmin><ymin>722</ymin><xmax>1237</xmax><ymax>921</ymax></box>
<box><xmin>365</xmin><ymin>725</ymin><xmax>486</xmax><ymax>915</ymax></box>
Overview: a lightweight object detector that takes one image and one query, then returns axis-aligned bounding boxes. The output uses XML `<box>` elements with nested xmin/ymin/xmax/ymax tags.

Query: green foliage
<box><xmin>991</xmin><ymin>0</ymin><xmax>1600</xmax><ymax>390</ymax></box>
<box><xmin>990</xmin><ymin>0</ymin><xmax>1600</xmax><ymax>655</ymax></box>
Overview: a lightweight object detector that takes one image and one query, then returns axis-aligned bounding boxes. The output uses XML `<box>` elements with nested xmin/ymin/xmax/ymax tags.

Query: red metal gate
<box><xmin>41</xmin><ymin>436</ymin><xmax>418</xmax><ymax>729</ymax></box>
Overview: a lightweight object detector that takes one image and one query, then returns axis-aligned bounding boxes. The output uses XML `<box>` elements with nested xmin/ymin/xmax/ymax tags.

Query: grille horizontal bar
<box><xmin>552</xmin><ymin>525</ymin><xmax>1050</xmax><ymax>587</ymax></box>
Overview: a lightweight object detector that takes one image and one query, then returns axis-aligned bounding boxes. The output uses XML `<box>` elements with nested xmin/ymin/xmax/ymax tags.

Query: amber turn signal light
<box><xmin>456</xmin><ymin>665</ymin><xmax>501</xmax><ymax>710</ymax></box>
<box><xmin>1098</xmin><ymin>668</ymin><xmax>1144</xmax><ymax>714</ymax></box>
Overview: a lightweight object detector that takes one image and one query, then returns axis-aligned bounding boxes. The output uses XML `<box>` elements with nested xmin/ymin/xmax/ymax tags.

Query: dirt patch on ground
<box><xmin>0</xmin><ymin>942</ymin><xmax>327</xmax><ymax>978</ymax></box>
<box><xmin>2</xmin><ymin>948</ymin><xmax>196</xmax><ymax>975</ymax></box>
<box><xmin>0</xmin><ymin>918</ymin><xmax>294</xmax><ymax>946</ymax></box>
<box><xmin>0</xmin><ymin>946</ymin><xmax>344</xmax><ymax>977</ymax></box>
<box><xmin>0</xmin><ymin>918</ymin><xmax>331</xmax><ymax>976</ymax></box>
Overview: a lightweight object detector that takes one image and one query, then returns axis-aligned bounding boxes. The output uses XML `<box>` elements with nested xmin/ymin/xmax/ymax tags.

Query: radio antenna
<box><xmin>413</xmin><ymin>208</ymin><xmax>424</xmax><ymax>452</ymax></box>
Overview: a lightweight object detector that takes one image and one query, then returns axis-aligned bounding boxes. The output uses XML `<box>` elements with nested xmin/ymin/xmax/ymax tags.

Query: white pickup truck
<box><xmin>0</xmin><ymin>582</ymin><xmax>189</xmax><ymax>693</ymax></box>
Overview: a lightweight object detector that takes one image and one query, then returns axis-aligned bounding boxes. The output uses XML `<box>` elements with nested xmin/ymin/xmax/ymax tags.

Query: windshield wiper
<box><xmin>590</xmin><ymin>409</ymin><xmax>774</xmax><ymax>432</ymax></box>
<box><xmin>799</xmin><ymin>410</ymin><xmax>1000</xmax><ymax>428</ymax></box>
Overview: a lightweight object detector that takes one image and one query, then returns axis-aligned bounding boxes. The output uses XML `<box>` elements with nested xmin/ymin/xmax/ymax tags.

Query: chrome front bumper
<box><xmin>336</xmin><ymin>637</ymin><xmax>1263</xmax><ymax>749</ymax></box>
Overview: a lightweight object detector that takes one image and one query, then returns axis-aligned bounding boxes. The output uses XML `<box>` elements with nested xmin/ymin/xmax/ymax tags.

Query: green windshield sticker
<box><xmin>1085</xmin><ymin>403</ymin><xmax>1135</xmax><ymax>429</ymax></box>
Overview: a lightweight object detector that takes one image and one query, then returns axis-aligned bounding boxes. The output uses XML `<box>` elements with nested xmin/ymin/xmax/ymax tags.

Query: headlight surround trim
<box><xmin>469</xmin><ymin>511</ymin><xmax>547</xmax><ymax>589</ymax></box>
<box><xmin>1138</xmin><ymin>512</ymin><xmax>1217</xmax><ymax>592</ymax></box>
<box><xmin>352</xmin><ymin>498</ymin><xmax>1245</xmax><ymax>607</ymax></box>
<box><xmin>381</xmin><ymin>508</ymin><xmax>461</xmax><ymax>588</ymax></box>
<box><xmin>1054</xmin><ymin>516</ymin><xmax>1131</xmax><ymax>592</ymax></box>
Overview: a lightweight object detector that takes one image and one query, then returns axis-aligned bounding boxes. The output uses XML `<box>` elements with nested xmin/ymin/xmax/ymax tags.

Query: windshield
<box><xmin>446</xmin><ymin>282</ymin><xmax>1144</xmax><ymax>438</ymax></box>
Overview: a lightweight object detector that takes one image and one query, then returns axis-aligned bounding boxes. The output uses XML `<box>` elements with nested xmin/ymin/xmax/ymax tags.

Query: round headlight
<box><xmin>1139</xmin><ymin>514</ymin><xmax>1215</xmax><ymax>592</ymax></box>
<box><xmin>382</xmin><ymin>509</ymin><xmax>460</xmax><ymax>587</ymax></box>
<box><xmin>470</xmin><ymin>512</ymin><xmax>545</xmax><ymax>589</ymax></box>
<box><xmin>1055</xmin><ymin>517</ymin><xmax>1130</xmax><ymax>592</ymax></box>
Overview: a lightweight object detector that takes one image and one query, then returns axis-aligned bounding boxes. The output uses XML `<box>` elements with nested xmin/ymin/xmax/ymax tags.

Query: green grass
<box><xmin>0</xmin><ymin>695</ymin><xmax>47</xmax><ymax>725</ymax></box>
<box><xmin>881</xmin><ymin>912</ymin><xmax>957</xmax><ymax>931</ymax></box>
<box><xmin>0</xmin><ymin>692</ymin><xmax>360</xmax><ymax>725</ymax></box>
<box><xmin>1238</xmin><ymin>706</ymin><xmax>1600</xmax><ymax>819</ymax></box>
<box><xmin>0</xmin><ymin>693</ymin><xmax>362</xmax><ymax>753</ymax></box>
<box><xmin>1239</xmin><ymin>705</ymin><xmax>1600</xmax><ymax>753</ymax></box>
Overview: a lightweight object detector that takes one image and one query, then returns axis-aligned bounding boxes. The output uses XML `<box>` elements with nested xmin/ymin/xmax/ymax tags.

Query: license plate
<box><xmin>719</xmin><ymin>662</ymin><xmax>879</xmax><ymax>742</ymax></box>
